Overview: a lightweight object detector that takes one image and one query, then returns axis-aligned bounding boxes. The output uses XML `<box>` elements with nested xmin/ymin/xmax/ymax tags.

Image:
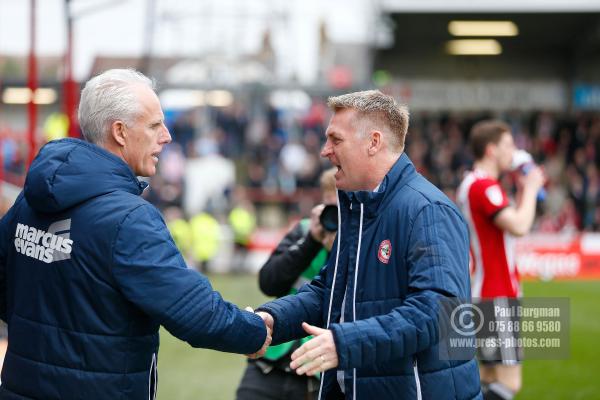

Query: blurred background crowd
<box><xmin>2</xmin><ymin>4</ymin><xmax>599</xmax><ymax>272</ymax></box>
<box><xmin>150</xmin><ymin>103</ymin><xmax>600</xmax><ymax>233</ymax></box>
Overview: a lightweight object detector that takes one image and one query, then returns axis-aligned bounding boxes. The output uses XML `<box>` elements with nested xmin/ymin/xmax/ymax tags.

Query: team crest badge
<box><xmin>485</xmin><ymin>185</ymin><xmax>504</xmax><ymax>207</ymax></box>
<box><xmin>378</xmin><ymin>239</ymin><xmax>392</xmax><ymax>264</ymax></box>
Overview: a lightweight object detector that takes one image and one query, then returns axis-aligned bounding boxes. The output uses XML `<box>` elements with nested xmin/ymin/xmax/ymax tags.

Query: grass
<box><xmin>519</xmin><ymin>280</ymin><xmax>600</xmax><ymax>399</ymax></box>
<box><xmin>156</xmin><ymin>275</ymin><xmax>600</xmax><ymax>399</ymax></box>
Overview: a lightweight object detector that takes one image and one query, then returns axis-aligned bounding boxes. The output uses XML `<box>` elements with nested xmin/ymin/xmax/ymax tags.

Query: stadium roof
<box><xmin>375</xmin><ymin>12</ymin><xmax>600</xmax><ymax>82</ymax></box>
<box><xmin>381</xmin><ymin>0</ymin><xmax>600</xmax><ymax>13</ymax></box>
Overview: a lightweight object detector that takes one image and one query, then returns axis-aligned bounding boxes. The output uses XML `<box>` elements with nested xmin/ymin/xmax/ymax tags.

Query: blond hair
<box><xmin>327</xmin><ymin>90</ymin><xmax>409</xmax><ymax>151</ymax></box>
<box><xmin>320</xmin><ymin>167</ymin><xmax>337</xmax><ymax>194</ymax></box>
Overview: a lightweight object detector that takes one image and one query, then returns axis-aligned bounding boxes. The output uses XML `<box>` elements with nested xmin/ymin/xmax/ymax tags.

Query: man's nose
<box><xmin>162</xmin><ymin>125</ymin><xmax>172</xmax><ymax>144</ymax></box>
<box><xmin>320</xmin><ymin>142</ymin><xmax>332</xmax><ymax>158</ymax></box>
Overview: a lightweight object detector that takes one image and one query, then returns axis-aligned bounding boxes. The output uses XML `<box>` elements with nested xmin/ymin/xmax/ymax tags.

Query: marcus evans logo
<box><xmin>14</xmin><ymin>219</ymin><xmax>73</xmax><ymax>263</ymax></box>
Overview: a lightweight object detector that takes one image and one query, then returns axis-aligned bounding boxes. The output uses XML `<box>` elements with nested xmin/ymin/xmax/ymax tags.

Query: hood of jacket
<box><xmin>24</xmin><ymin>138</ymin><xmax>147</xmax><ymax>213</ymax></box>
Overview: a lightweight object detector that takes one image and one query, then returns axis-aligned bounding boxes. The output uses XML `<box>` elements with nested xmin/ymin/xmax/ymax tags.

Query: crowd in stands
<box><xmin>1</xmin><ymin>96</ymin><xmax>598</xmax><ymax>235</ymax></box>
<box><xmin>409</xmin><ymin>111</ymin><xmax>600</xmax><ymax>232</ymax></box>
<box><xmin>149</xmin><ymin>98</ymin><xmax>600</xmax><ymax>233</ymax></box>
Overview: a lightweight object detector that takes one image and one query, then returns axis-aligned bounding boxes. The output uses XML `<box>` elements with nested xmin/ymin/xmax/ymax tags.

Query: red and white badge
<box><xmin>378</xmin><ymin>239</ymin><xmax>392</xmax><ymax>264</ymax></box>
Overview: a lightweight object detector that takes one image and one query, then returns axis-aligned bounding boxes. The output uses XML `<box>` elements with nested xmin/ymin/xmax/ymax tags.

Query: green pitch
<box><xmin>519</xmin><ymin>280</ymin><xmax>600</xmax><ymax>399</ymax></box>
<box><xmin>156</xmin><ymin>276</ymin><xmax>600</xmax><ymax>399</ymax></box>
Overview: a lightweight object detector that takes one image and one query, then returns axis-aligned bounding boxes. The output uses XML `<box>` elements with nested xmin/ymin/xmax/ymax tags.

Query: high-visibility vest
<box><xmin>43</xmin><ymin>113</ymin><xmax>69</xmax><ymax>142</ymax></box>
<box><xmin>190</xmin><ymin>213</ymin><xmax>221</xmax><ymax>262</ymax></box>
<box><xmin>229</xmin><ymin>207</ymin><xmax>256</xmax><ymax>246</ymax></box>
<box><xmin>167</xmin><ymin>218</ymin><xmax>193</xmax><ymax>256</ymax></box>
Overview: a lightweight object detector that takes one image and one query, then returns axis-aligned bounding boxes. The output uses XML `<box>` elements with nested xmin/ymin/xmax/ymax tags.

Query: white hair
<box><xmin>78</xmin><ymin>69</ymin><xmax>155</xmax><ymax>144</ymax></box>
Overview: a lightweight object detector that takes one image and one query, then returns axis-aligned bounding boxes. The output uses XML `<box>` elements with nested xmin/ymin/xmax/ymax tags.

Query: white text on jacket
<box><xmin>14</xmin><ymin>221</ymin><xmax>73</xmax><ymax>263</ymax></box>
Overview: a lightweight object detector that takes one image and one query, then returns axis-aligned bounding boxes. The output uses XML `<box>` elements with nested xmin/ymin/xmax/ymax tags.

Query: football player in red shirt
<box><xmin>457</xmin><ymin>120</ymin><xmax>545</xmax><ymax>400</ymax></box>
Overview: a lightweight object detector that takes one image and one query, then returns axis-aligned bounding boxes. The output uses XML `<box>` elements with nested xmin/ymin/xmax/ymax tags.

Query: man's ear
<box><xmin>484</xmin><ymin>142</ymin><xmax>497</xmax><ymax>159</ymax></box>
<box><xmin>111</xmin><ymin>120</ymin><xmax>127</xmax><ymax>147</ymax></box>
<box><xmin>367</xmin><ymin>130</ymin><xmax>383</xmax><ymax>156</ymax></box>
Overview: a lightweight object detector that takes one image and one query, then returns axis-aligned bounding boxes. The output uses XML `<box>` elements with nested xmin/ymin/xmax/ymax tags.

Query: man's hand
<box><xmin>518</xmin><ymin>165</ymin><xmax>546</xmax><ymax>192</ymax></box>
<box><xmin>245</xmin><ymin>308</ymin><xmax>273</xmax><ymax>359</ymax></box>
<box><xmin>256</xmin><ymin>311</ymin><xmax>274</xmax><ymax>332</ymax></box>
<box><xmin>290</xmin><ymin>322</ymin><xmax>339</xmax><ymax>376</ymax></box>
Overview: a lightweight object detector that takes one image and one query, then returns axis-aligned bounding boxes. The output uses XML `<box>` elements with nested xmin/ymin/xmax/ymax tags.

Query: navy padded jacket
<box><xmin>0</xmin><ymin>139</ymin><xmax>266</xmax><ymax>399</ymax></box>
<box><xmin>258</xmin><ymin>154</ymin><xmax>482</xmax><ymax>400</ymax></box>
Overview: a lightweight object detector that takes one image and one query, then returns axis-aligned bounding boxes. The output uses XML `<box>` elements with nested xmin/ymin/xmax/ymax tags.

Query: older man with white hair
<box><xmin>0</xmin><ymin>69</ymin><xmax>270</xmax><ymax>399</ymax></box>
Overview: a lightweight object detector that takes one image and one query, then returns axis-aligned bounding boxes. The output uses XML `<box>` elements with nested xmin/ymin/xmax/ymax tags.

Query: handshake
<box><xmin>243</xmin><ymin>307</ymin><xmax>339</xmax><ymax>376</ymax></box>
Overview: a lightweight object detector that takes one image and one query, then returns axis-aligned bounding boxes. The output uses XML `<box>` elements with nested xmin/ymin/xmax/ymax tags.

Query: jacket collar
<box><xmin>69</xmin><ymin>138</ymin><xmax>148</xmax><ymax>195</ymax></box>
<box><xmin>338</xmin><ymin>152</ymin><xmax>416</xmax><ymax>218</ymax></box>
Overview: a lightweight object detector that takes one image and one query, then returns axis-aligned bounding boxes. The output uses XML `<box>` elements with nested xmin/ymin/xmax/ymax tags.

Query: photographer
<box><xmin>236</xmin><ymin>168</ymin><xmax>337</xmax><ymax>400</ymax></box>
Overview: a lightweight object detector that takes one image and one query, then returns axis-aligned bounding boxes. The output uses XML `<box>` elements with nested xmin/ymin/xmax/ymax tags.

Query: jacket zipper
<box><xmin>352</xmin><ymin>203</ymin><xmax>364</xmax><ymax>400</ymax></box>
<box><xmin>149</xmin><ymin>352</ymin><xmax>157</xmax><ymax>400</ymax></box>
<box><xmin>318</xmin><ymin>191</ymin><xmax>343</xmax><ymax>400</ymax></box>
<box><xmin>413</xmin><ymin>358</ymin><xmax>422</xmax><ymax>400</ymax></box>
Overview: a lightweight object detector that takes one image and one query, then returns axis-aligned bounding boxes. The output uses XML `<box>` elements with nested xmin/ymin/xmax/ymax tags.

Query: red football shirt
<box><xmin>457</xmin><ymin>170</ymin><xmax>520</xmax><ymax>298</ymax></box>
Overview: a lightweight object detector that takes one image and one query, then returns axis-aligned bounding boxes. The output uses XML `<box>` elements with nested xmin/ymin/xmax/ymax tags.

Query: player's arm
<box><xmin>494</xmin><ymin>167</ymin><xmax>545</xmax><ymax>237</ymax></box>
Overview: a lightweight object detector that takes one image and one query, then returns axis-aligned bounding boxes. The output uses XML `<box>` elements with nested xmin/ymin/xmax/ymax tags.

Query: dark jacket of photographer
<box><xmin>259</xmin><ymin>221</ymin><xmax>326</xmax><ymax>298</ymax></box>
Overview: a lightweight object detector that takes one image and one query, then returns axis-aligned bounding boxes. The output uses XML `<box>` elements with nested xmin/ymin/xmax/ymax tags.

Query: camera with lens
<box><xmin>319</xmin><ymin>204</ymin><xmax>338</xmax><ymax>232</ymax></box>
